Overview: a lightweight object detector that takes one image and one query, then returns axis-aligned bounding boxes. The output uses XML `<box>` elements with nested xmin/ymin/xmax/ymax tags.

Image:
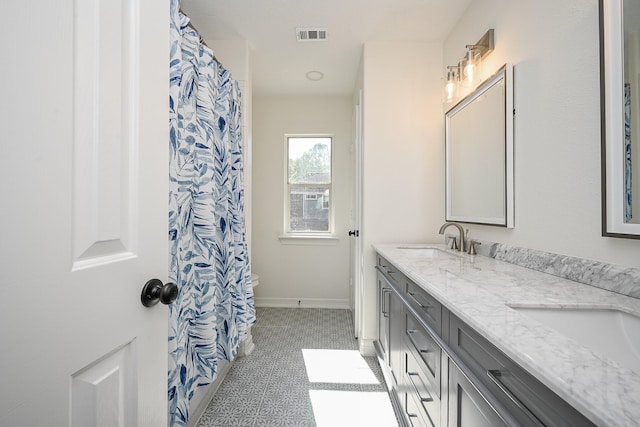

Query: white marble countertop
<box><xmin>373</xmin><ymin>243</ymin><xmax>640</xmax><ymax>427</ymax></box>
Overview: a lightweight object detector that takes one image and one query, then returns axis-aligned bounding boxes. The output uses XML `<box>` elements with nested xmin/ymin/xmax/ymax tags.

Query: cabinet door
<box><xmin>377</xmin><ymin>272</ymin><xmax>391</xmax><ymax>363</ymax></box>
<box><xmin>388</xmin><ymin>288</ymin><xmax>404</xmax><ymax>387</ymax></box>
<box><xmin>448</xmin><ymin>362</ymin><xmax>509</xmax><ymax>427</ymax></box>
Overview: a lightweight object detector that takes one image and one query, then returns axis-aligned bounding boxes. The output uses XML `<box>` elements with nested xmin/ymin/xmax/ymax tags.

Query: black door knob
<box><xmin>348</xmin><ymin>230</ymin><xmax>359</xmax><ymax>237</ymax></box>
<box><xmin>141</xmin><ymin>279</ymin><xmax>178</xmax><ymax>307</ymax></box>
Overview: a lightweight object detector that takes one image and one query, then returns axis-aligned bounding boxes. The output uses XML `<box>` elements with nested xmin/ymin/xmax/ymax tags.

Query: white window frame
<box><xmin>281</xmin><ymin>134</ymin><xmax>337</xmax><ymax>244</ymax></box>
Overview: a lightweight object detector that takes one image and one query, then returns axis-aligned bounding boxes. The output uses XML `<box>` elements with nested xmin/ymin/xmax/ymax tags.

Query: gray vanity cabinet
<box><xmin>401</xmin><ymin>310</ymin><xmax>444</xmax><ymax>427</ymax></box>
<box><xmin>377</xmin><ymin>256</ymin><xmax>443</xmax><ymax>426</ymax></box>
<box><xmin>374</xmin><ymin>252</ymin><xmax>596</xmax><ymax>427</ymax></box>
<box><xmin>376</xmin><ymin>258</ymin><xmax>404</xmax><ymax>389</ymax></box>
<box><xmin>448</xmin><ymin>360</ymin><xmax>509</xmax><ymax>427</ymax></box>
<box><xmin>448</xmin><ymin>314</ymin><xmax>596</xmax><ymax>427</ymax></box>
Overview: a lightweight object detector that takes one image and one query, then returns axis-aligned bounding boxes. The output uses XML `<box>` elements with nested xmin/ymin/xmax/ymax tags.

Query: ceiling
<box><xmin>180</xmin><ymin>0</ymin><xmax>472</xmax><ymax>96</ymax></box>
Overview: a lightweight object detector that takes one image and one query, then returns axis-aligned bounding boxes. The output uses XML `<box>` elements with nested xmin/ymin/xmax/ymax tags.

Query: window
<box><xmin>286</xmin><ymin>136</ymin><xmax>332</xmax><ymax>234</ymax></box>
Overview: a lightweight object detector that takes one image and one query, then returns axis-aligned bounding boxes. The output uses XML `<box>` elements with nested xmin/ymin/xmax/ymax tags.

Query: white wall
<box><xmin>359</xmin><ymin>42</ymin><xmax>445</xmax><ymax>350</ymax></box>
<box><xmin>443</xmin><ymin>0</ymin><xmax>640</xmax><ymax>267</ymax></box>
<box><xmin>252</xmin><ymin>95</ymin><xmax>353</xmax><ymax>307</ymax></box>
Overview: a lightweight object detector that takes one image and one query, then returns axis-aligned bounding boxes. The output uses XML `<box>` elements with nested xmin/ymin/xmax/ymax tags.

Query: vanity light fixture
<box><xmin>443</xmin><ymin>65</ymin><xmax>460</xmax><ymax>104</ymax></box>
<box><xmin>444</xmin><ymin>29</ymin><xmax>495</xmax><ymax>103</ymax></box>
<box><xmin>467</xmin><ymin>28</ymin><xmax>495</xmax><ymax>61</ymax></box>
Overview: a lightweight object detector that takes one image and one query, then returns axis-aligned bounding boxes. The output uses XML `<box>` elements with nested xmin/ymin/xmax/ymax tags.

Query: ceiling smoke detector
<box><xmin>296</xmin><ymin>28</ymin><xmax>328</xmax><ymax>42</ymax></box>
<box><xmin>305</xmin><ymin>71</ymin><xmax>324</xmax><ymax>81</ymax></box>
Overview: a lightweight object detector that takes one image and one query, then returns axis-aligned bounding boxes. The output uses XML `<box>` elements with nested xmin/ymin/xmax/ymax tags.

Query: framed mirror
<box><xmin>601</xmin><ymin>0</ymin><xmax>640</xmax><ymax>238</ymax></box>
<box><xmin>445</xmin><ymin>63</ymin><xmax>514</xmax><ymax>227</ymax></box>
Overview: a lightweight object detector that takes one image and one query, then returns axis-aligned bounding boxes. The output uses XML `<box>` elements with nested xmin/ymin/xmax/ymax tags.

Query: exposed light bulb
<box><xmin>445</xmin><ymin>81</ymin><xmax>456</xmax><ymax>103</ymax></box>
<box><xmin>464</xmin><ymin>62</ymin><xmax>476</xmax><ymax>82</ymax></box>
<box><xmin>461</xmin><ymin>48</ymin><xmax>481</xmax><ymax>87</ymax></box>
<box><xmin>443</xmin><ymin>66</ymin><xmax>459</xmax><ymax>104</ymax></box>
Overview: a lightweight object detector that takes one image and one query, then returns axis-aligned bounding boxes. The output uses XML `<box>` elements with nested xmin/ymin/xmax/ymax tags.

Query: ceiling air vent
<box><xmin>296</xmin><ymin>28</ymin><xmax>328</xmax><ymax>42</ymax></box>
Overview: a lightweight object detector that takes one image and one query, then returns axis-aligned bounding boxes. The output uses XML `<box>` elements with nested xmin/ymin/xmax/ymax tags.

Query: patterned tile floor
<box><xmin>196</xmin><ymin>307</ymin><xmax>399</xmax><ymax>427</ymax></box>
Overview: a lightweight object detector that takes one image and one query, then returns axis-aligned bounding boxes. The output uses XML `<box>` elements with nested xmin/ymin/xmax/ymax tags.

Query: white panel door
<box><xmin>0</xmin><ymin>0</ymin><xmax>169</xmax><ymax>426</ymax></box>
<box><xmin>350</xmin><ymin>90</ymin><xmax>364</xmax><ymax>339</ymax></box>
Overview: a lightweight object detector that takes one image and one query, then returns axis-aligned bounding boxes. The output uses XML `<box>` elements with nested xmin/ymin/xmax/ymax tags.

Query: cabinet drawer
<box><xmin>405</xmin><ymin>387</ymin><xmax>435</xmax><ymax>427</ymax></box>
<box><xmin>405</xmin><ymin>280</ymin><xmax>442</xmax><ymax>335</ymax></box>
<box><xmin>378</xmin><ymin>255</ymin><xmax>400</xmax><ymax>279</ymax></box>
<box><xmin>448</xmin><ymin>359</ymin><xmax>509</xmax><ymax>427</ymax></box>
<box><xmin>404</xmin><ymin>349</ymin><xmax>441</xmax><ymax>427</ymax></box>
<box><xmin>449</xmin><ymin>314</ymin><xmax>596</xmax><ymax>427</ymax></box>
<box><xmin>405</xmin><ymin>311</ymin><xmax>441</xmax><ymax>397</ymax></box>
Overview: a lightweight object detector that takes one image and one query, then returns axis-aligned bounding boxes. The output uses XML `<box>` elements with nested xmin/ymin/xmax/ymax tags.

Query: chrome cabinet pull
<box><xmin>407</xmin><ymin>329</ymin><xmax>433</xmax><ymax>354</ymax></box>
<box><xmin>407</xmin><ymin>371</ymin><xmax>434</xmax><ymax>403</ymax></box>
<box><xmin>406</xmin><ymin>411</ymin><xmax>420</xmax><ymax>427</ymax></box>
<box><xmin>487</xmin><ymin>370</ymin><xmax>545</xmax><ymax>426</ymax></box>
<box><xmin>407</xmin><ymin>291</ymin><xmax>433</xmax><ymax>309</ymax></box>
<box><xmin>380</xmin><ymin>264</ymin><xmax>396</xmax><ymax>277</ymax></box>
<box><xmin>381</xmin><ymin>288</ymin><xmax>391</xmax><ymax>317</ymax></box>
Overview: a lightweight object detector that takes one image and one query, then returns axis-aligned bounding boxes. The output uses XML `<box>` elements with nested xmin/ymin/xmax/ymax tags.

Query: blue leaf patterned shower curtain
<box><xmin>168</xmin><ymin>1</ymin><xmax>255</xmax><ymax>425</ymax></box>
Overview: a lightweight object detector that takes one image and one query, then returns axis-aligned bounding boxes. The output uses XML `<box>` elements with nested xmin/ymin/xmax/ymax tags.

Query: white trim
<box><xmin>255</xmin><ymin>297</ymin><xmax>350</xmax><ymax>309</ymax></box>
<box><xmin>353</xmin><ymin>89</ymin><xmax>364</xmax><ymax>341</ymax></box>
<box><xmin>358</xmin><ymin>338</ymin><xmax>376</xmax><ymax>357</ymax></box>
<box><xmin>278</xmin><ymin>234</ymin><xmax>339</xmax><ymax>245</ymax></box>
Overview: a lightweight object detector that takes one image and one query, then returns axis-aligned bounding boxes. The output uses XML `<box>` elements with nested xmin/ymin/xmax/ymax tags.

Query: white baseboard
<box><xmin>358</xmin><ymin>338</ymin><xmax>376</xmax><ymax>357</ymax></box>
<box><xmin>255</xmin><ymin>297</ymin><xmax>350</xmax><ymax>309</ymax></box>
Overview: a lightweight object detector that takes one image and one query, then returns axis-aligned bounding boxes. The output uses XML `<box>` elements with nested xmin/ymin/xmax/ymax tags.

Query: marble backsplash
<box><xmin>470</xmin><ymin>239</ymin><xmax>640</xmax><ymax>299</ymax></box>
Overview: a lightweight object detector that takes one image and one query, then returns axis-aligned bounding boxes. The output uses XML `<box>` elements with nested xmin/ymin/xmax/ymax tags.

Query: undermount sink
<box><xmin>396</xmin><ymin>247</ymin><xmax>460</xmax><ymax>259</ymax></box>
<box><xmin>510</xmin><ymin>306</ymin><xmax>640</xmax><ymax>374</ymax></box>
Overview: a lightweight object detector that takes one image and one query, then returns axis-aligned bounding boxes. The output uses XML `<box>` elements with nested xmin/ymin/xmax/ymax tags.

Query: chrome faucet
<box><xmin>438</xmin><ymin>222</ymin><xmax>466</xmax><ymax>252</ymax></box>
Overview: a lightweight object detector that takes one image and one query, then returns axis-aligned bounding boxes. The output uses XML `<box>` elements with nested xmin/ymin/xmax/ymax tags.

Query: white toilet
<box><xmin>238</xmin><ymin>274</ymin><xmax>259</xmax><ymax>356</ymax></box>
